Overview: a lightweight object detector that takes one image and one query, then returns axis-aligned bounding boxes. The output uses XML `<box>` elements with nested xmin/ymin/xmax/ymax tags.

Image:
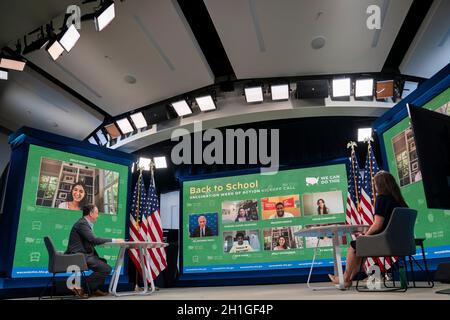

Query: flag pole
<box><xmin>364</xmin><ymin>136</ymin><xmax>376</xmax><ymax>206</ymax></box>
<box><xmin>135</xmin><ymin>167</ymin><xmax>143</xmax><ymax>292</ymax></box>
<box><xmin>150</xmin><ymin>160</ymin><xmax>155</xmax><ymax>187</ymax></box>
<box><xmin>347</xmin><ymin>141</ymin><xmax>360</xmax><ymax>210</ymax></box>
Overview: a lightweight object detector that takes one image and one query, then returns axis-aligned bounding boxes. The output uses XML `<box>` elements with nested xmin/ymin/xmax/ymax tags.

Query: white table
<box><xmin>294</xmin><ymin>224</ymin><xmax>368</xmax><ymax>290</ymax></box>
<box><xmin>101</xmin><ymin>241</ymin><xmax>168</xmax><ymax>297</ymax></box>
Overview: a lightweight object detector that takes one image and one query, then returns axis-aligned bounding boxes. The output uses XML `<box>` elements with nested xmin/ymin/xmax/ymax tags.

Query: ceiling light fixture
<box><xmin>130</xmin><ymin>112</ymin><xmax>147</xmax><ymax>129</ymax></box>
<box><xmin>195</xmin><ymin>95</ymin><xmax>216</xmax><ymax>111</ymax></box>
<box><xmin>355</xmin><ymin>79</ymin><xmax>374</xmax><ymax>98</ymax></box>
<box><xmin>58</xmin><ymin>24</ymin><xmax>80</xmax><ymax>52</ymax></box>
<box><xmin>116</xmin><ymin>117</ymin><xmax>134</xmax><ymax>134</ymax></box>
<box><xmin>0</xmin><ymin>69</ymin><xmax>8</xmax><ymax>80</ymax></box>
<box><xmin>0</xmin><ymin>57</ymin><xmax>26</xmax><ymax>71</ymax></box>
<box><xmin>358</xmin><ymin>128</ymin><xmax>373</xmax><ymax>142</ymax></box>
<box><xmin>171</xmin><ymin>100</ymin><xmax>192</xmax><ymax>117</ymax></box>
<box><xmin>271</xmin><ymin>84</ymin><xmax>289</xmax><ymax>101</ymax></box>
<box><xmin>153</xmin><ymin>156</ymin><xmax>168</xmax><ymax>169</ymax></box>
<box><xmin>244</xmin><ymin>86</ymin><xmax>263</xmax><ymax>103</ymax></box>
<box><xmin>94</xmin><ymin>0</ymin><xmax>115</xmax><ymax>32</ymax></box>
<box><xmin>332</xmin><ymin>78</ymin><xmax>351</xmax><ymax>98</ymax></box>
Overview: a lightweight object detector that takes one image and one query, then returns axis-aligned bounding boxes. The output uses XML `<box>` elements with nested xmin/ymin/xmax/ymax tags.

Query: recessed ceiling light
<box><xmin>311</xmin><ymin>36</ymin><xmax>326</xmax><ymax>50</ymax></box>
<box><xmin>124</xmin><ymin>75</ymin><xmax>136</xmax><ymax>84</ymax></box>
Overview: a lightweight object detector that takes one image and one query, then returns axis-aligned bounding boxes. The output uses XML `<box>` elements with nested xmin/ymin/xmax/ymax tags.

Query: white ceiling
<box><xmin>0</xmin><ymin>65</ymin><xmax>103</xmax><ymax>139</ymax></box>
<box><xmin>400</xmin><ymin>0</ymin><xmax>450</xmax><ymax>78</ymax></box>
<box><xmin>22</xmin><ymin>0</ymin><xmax>214</xmax><ymax>116</ymax></box>
<box><xmin>0</xmin><ymin>0</ymin><xmax>447</xmax><ymax>144</ymax></box>
<box><xmin>204</xmin><ymin>0</ymin><xmax>413</xmax><ymax>78</ymax></box>
<box><xmin>0</xmin><ymin>0</ymin><xmax>75</xmax><ymax>48</ymax></box>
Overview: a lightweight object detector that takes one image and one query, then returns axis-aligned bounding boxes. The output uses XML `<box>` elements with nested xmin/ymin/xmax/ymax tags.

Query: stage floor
<box><xmin>85</xmin><ymin>282</ymin><xmax>450</xmax><ymax>300</ymax></box>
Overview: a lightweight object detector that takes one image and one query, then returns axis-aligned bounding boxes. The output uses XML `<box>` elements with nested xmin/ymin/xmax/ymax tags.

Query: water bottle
<box><xmin>399</xmin><ymin>266</ymin><xmax>407</xmax><ymax>289</ymax></box>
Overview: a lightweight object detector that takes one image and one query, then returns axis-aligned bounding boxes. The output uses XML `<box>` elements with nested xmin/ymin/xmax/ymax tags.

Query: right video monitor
<box><xmin>382</xmin><ymin>87</ymin><xmax>450</xmax><ymax>260</ymax></box>
<box><xmin>182</xmin><ymin>163</ymin><xmax>348</xmax><ymax>274</ymax></box>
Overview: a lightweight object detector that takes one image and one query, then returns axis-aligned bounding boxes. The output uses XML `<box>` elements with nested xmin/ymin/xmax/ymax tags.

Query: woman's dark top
<box><xmin>374</xmin><ymin>194</ymin><xmax>403</xmax><ymax>233</ymax></box>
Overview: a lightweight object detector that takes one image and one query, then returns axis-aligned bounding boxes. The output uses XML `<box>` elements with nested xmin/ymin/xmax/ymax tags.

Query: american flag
<box><xmin>345</xmin><ymin>142</ymin><xmax>362</xmax><ymax>227</ymax></box>
<box><xmin>144</xmin><ymin>179</ymin><xmax>167</xmax><ymax>280</ymax></box>
<box><xmin>360</xmin><ymin>141</ymin><xmax>394</xmax><ymax>271</ymax></box>
<box><xmin>129</xmin><ymin>174</ymin><xmax>152</xmax><ymax>284</ymax></box>
<box><xmin>345</xmin><ymin>142</ymin><xmax>377</xmax><ymax>271</ymax></box>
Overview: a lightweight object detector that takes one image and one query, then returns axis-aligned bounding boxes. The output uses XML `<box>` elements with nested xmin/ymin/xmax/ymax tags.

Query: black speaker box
<box><xmin>296</xmin><ymin>80</ymin><xmax>329</xmax><ymax>99</ymax></box>
<box><xmin>435</xmin><ymin>262</ymin><xmax>450</xmax><ymax>283</ymax></box>
<box><xmin>143</xmin><ymin>104</ymin><xmax>171</xmax><ymax>125</ymax></box>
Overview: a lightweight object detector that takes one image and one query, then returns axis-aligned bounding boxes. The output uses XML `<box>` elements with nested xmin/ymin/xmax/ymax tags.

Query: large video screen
<box><xmin>12</xmin><ymin>145</ymin><xmax>129</xmax><ymax>277</ymax></box>
<box><xmin>182</xmin><ymin>163</ymin><xmax>348</xmax><ymax>274</ymax></box>
<box><xmin>382</xmin><ymin>87</ymin><xmax>450</xmax><ymax>259</ymax></box>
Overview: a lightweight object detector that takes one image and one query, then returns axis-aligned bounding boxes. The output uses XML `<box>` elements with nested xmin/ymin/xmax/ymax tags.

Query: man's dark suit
<box><xmin>66</xmin><ymin>217</ymin><xmax>112</xmax><ymax>292</ymax></box>
<box><xmin>191</xmin><ymin>226</ymin><xmax>213</xmax><ymax>237</ymax></box>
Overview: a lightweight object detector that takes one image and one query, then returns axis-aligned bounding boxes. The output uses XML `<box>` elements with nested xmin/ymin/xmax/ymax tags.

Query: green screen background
<box><xmin>12</xmin><ymin>145</ymin><xmax>129</xmax><ymax>278</ymax></box>
<box><xmin>382</xmin><ymin>88</ymin><xmax>450</xmax><ymax>251</ymax></box>
<box><xmin>182</xmin><ymin>164</ymin><xmax>348</xmax><ymax>273</ymax></box>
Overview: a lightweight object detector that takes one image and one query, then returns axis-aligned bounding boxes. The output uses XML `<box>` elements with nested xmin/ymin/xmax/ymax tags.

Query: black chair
<box><xmin>39</xmin><ymin>236</ymin><xmax>89</xmax><ymax>299</ymax></box>
<box><xmin>355</xmin><ymin>208</ymin><xmax>417</xmax><ymax>292</ymax></box>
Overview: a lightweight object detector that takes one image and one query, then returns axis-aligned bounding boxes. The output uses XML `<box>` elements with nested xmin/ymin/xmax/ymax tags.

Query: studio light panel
<box><xmin>245</xmin><ymin>86</ymin><xmax>263</xmax><ymax>103</ymax></box>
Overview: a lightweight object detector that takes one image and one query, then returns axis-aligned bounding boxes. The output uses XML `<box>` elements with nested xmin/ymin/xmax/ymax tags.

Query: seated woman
<box><xmin>328</xmin><ymin>170</ymin><xmax>408</xmax><ymax>288</ymax></box>
<box><xmin>273</xmin><ymin>236</ymin><xmax>290</xmax><ymax>250</ymax></box>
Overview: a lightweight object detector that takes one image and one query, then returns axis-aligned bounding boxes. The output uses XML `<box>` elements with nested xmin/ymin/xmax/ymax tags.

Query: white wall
<box><xmin>160</xmin><ymin>190</ymin><xmax>180</xmax><ymax>229</ymax></box>
<box><xmin>0</xmin><ymin>132</ymin><xmax>10</xmax><ymax>174</ymax></box>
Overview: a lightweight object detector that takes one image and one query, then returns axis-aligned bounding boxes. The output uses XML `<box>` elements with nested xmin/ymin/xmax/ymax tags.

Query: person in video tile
<box><xmin>234</xmin><ymin>208</ymin><xmax>250</xmax><ymax>222</ymax></box>
<box><xmin>273</xmin><ymin>236</ymin><xmax>290</xmax><ymax>250</ymax></box>
<box><xmin>191</xmin><ymin>215</ymin><xmax>213</xmax><ymax>237</ymax></box>
<box><xmin>229</xmin><ymin>232</ymin><xmax>253</xmax><ymax>253</ymax></box>
<box><xmin>317</xmin><ymin>199</ymin><xmax>329</xmax><ymax>215</ymax></box>
<box><xmin>58</xmin><ymin>182</ymin><xmax>88</xmax><ymax>210</ymax></box>
<box><xmin>269</xmin><ymin>202</ymin><xmax>294</xmax><ymax>219</ymax></box>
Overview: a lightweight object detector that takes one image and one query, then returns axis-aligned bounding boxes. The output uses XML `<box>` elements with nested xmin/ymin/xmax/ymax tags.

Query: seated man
<box><xmin>66</xmin><ymin>204</ymin><xmax>123</xmax><ymax>297</ymax></box>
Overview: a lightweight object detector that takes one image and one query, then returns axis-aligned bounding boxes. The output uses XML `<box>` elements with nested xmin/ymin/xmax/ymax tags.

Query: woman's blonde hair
<box><xmin>374</xmin><ymin>170</ymin><xmax>408</xmax><ymax>207</ymax></box>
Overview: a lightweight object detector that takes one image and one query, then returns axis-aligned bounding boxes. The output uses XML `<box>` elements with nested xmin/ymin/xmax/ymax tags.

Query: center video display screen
<box><xmin>12</xmin><ymin>144</ymin><xmax>129</xmax><ymax>278</ymax></box>
<box><xmin>182</xmin><ymin>163</ymin><xmax>348</xmax><ymax>274</ymax></box>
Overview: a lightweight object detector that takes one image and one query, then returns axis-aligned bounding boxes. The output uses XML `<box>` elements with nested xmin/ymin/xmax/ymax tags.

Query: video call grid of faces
<box><xmin>187</xmin><ymin>191</ymin><xmax>345</xmax><ymax>254</ymax></box>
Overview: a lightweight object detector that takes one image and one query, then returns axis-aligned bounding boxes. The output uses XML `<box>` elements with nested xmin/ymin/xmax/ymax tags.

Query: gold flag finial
<box><xmin>347</xmin><ymin>141</ymin><xmax>357</xmax><ymax>150</ymax></box>
<box><xmin>363</xmin><ymin>136</ymin><xmax>374</xmax><ymax>144</ymax></box>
